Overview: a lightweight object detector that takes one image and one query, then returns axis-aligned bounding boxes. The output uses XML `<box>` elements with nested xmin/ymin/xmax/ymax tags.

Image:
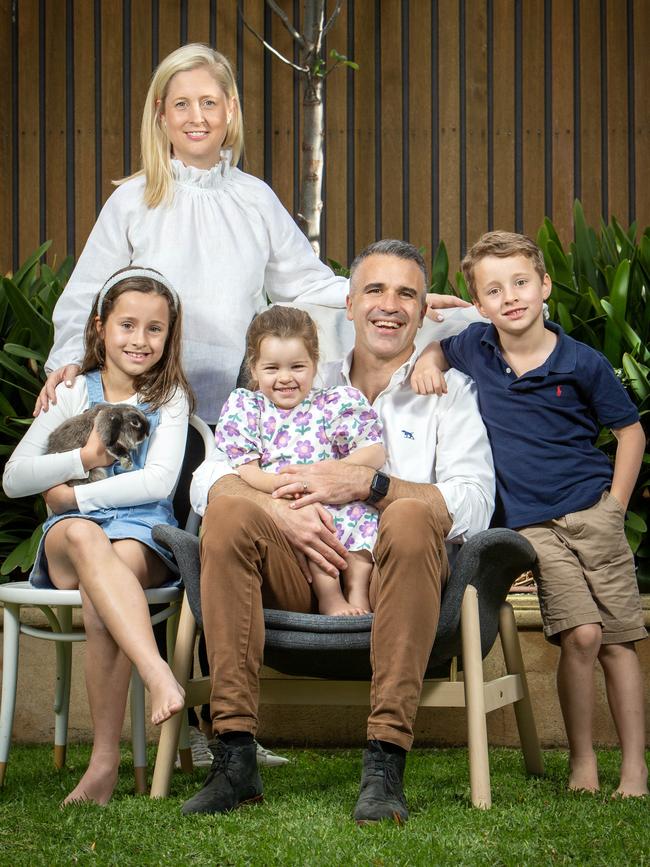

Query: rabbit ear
<box><xmin>106</xmin><ymin>413</ymin><xmax>123</xmax><ymax>448</ymax></box>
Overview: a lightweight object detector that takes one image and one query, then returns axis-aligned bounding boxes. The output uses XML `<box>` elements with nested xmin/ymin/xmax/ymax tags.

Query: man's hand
<box><xmin>43</xmin><ymin>483</ymin><xmax>77</xmax><ymax>514</ymax></box>
<box><xmin>272</xmin><ymin>461</ymin><xmax>373</xmax><ymax>509</ymax></box>
<box><xmin>34</xmin><ymin>364</ymin><xmax>81</xmax><ymax>416</ymax></box>
<box><xmin>269</xmin><ymin>497</ymin><xmax>348</xmax><ymax>578</ymax></box>
<box><xmin>424</xmin><ymin>292</ymin><xmax>471</xmax><ymax>322</ymax></box>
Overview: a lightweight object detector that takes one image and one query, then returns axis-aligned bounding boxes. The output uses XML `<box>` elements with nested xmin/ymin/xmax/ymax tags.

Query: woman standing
<box><xmin>38</xmin><ymin>43</ymin><xmax>347</xmax><ymax>423</ymax></box>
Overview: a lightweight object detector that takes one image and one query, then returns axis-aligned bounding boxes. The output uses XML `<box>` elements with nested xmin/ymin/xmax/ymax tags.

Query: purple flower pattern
<box><xmin>215</xmin><ymin>386</ymin><xmax>383</xmax><ymax>553</ymax></box>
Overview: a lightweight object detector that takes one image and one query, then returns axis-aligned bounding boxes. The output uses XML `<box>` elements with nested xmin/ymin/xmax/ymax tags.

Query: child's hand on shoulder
<box><xmin>411</xmin><ymin>360</ymin><xmax>448</xmax><ymax>396</ymax></box>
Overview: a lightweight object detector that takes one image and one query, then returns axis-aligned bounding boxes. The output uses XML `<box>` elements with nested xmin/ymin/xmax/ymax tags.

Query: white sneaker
<box><xmin>175</xmin><ymin>726</ymin><xmax>214</xmax><ymax>769</ymax></box>
<box><xmin>255</xmin><ymin>740</ymin><xmax>290</xmax><ymax>766</ymax></box>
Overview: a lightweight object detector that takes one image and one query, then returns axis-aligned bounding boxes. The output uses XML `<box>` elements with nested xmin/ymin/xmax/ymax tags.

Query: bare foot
<box><xmin>615</xmin><ymin>764</ymin><xmax>649</xmax><ymax>798</ymax></box>
<box><xmin>318</xmin><ymin>597</ymin><xmax>369</xmax><ymax>616</ymax></box>
<box><xmin>148</xmin><ymin>667</ymin><xmax>186</xmax><ymax>726</ymax></box>
<box><xmin>62</xmin><ymin>753</ymin><xmax>119</xmax><ymax>806</ymax></box>
<box><xmin>568</xmin><ymin>753</ymin><xmax>600</xmax><ymax>793</ymax></box>
<box><xmin>346</xmin><ymin>586</ymin><xmax>371</xmax><ymax>614</ymax></box>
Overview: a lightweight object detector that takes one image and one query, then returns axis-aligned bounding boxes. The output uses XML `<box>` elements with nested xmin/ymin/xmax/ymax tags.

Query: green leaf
<box><xmin>626</xmin><ymin>510</ymin><xmax>648</xmax><ymax>534</ymax></box>
<box><xmin>454</xmin><ymin>272</ymin><xmax>472</xmax><ymax>303</ymax></box>
<box><xmin>3</xmin><ymin>343</ymin><xmax>47</xmax><ymax>363</ymax></box>
<box><xmin>622</xmin><ymin>354</ymin><xmax>650</xmax><ymax>401</ymax></box>
<box><xmin>572</xmin><ymin>200</ymin><xmax>599</xmax><ymax>289</ymax></box>
<box><xmin>601</xmin><ymin>299</ymin><xmax>648</xmax><ymax>362</ymax></box>
<box><xmin>1</xmin><ymin>278</ymin><xmax>52</xmax><ymax>348</ymax></box>
<box><xmin>11</xmin><ymin>241</ymin><xmax>51</xmax><ymax>287</ymax></box>
<box><xmin>0</xmin><ymin>525</ymin><xmax>41</xmax><ymax>575</ymax></box>
<box><xmin>430</xmin><ymin>242</ymin><xmax>450</xmax><ymax>295</ymax></box>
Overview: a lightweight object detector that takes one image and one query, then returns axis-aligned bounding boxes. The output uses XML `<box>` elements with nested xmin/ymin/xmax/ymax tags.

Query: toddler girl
<box><xmin>215</xmin><ymin>306</ymin><xmax>385</xmax><ymax>615</ymax></box>
<box><xmin>3</xmin><ymin>266</ymin><xmax>194</xmax><ymax>805</ymax></box>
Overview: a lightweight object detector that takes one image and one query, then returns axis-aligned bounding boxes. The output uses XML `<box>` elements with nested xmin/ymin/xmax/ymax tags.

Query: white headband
<box><xmin>97</xmin><ymin>267</ymin><xmax>179</xmax><ymax>315</ymax></box>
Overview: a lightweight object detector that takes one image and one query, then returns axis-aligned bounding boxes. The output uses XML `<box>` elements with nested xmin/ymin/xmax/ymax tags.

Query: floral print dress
<box><xmin>215</xmin><ymin>386</ymin><xmax>384</xmax><ymax>553</ymax></box>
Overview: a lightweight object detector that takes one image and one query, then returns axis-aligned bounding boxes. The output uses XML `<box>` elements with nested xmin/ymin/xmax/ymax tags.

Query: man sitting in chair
<box><xmin>185</xmin><ymin>240</ymin><xmax>495</xmax><ymax>822</ymax></box>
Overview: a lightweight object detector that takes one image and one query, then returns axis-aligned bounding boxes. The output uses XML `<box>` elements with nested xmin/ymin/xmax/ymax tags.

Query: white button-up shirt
<box><xmin>191</xmin><ymin>347</ymin><xmax>495</xmax><ymax>543</ymax></box>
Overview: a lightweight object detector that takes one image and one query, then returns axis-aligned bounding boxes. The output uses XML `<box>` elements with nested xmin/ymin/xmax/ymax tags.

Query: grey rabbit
<box><xmin>46</xmin><ymin>404</ymin><xmax>150</xmax><ymax>484</ymax></box>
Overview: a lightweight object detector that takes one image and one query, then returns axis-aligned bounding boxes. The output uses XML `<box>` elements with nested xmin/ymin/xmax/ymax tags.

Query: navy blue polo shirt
<box><xmin>441</xmin><ymin>321</ymin><xmax>639</xmax><ymax>529</ymax></box>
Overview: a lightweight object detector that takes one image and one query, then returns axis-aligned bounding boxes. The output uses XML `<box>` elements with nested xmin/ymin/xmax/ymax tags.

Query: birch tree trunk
<box><xmin>298</xmin><ymin>74</ymin><xmax>324</xmax><ymax>256</ymax></box>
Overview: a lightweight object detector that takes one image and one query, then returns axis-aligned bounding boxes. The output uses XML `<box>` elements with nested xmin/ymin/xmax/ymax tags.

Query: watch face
<box><xmin>370</xmin><ymin>471</ymin><xmax>390</xmax><ymax>501</ymax></box>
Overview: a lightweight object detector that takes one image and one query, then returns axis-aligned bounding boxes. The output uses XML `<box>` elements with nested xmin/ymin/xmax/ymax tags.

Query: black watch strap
<box><xmin>367</xmin><ymin>470</ymin><xmax>390</xmax><ymax>505</ymax></box>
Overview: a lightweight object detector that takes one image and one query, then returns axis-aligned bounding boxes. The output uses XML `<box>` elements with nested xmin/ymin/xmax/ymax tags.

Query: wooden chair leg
<box><xmin>499</xmin><ymin>602</ymin><xmax>544</xmax><ymax>776</ymax></box>
<box><xmin>53</xmin><ymin>607</ymin><xmax>73</xmax><ymax>769</ymax></box>
<box><xmin>461</xmin><ymin>586</ymin><xmax>491</xmax><ymax>809</ymax></box>
<box><xmin>0</xmin><ymin>603</ymin><xmax>20</xmax><ymax>787</ymax></box>
<box><xmin>150</xmin><ymin>597</ymin><xmax>197</xmax><ymax>798</ymax></box>
<box><xmin>130</xmin><ymin>667</ymin><xmax>148</xmax><ymax>794</ymax></box>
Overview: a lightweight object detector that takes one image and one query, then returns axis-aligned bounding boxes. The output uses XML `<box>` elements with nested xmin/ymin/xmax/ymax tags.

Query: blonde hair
<box><xmin>118</xmin><ymin>44</ymin><xmax>243</xmax><ymax>208</ymax></box>
<box><xmin>461</xmin><ymin>231</ymin><xmax>547</xmax><ymax>300</ymax></box>
<box><xmin>81</xmin><ymin>267</ymin><xmax>196</xmax><ymax>414</ymax></box>
<box><xmin>244</xmin><ymin>307</ymin><xmax>320</xmax><ymax>390</ymax></box>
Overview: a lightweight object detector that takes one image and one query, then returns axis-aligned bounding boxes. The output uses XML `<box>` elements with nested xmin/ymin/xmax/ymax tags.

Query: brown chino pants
<box><xmin>200</xmin><ymin>493</ymin><xmax>451</xmax><ymax>750</ymax></box>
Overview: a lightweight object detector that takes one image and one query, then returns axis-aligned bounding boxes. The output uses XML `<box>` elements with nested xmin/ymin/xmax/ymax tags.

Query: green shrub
<box><xmin>0</xmin><ymin>243</ymin><xmax>72</xmax><ymax>580</ymax></box>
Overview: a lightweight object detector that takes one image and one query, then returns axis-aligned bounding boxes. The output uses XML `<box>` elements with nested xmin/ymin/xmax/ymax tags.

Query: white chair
<box><xmin>0</xmin><ymin>414</ymin><xmax>214</xmax><ymax>792</ymax></box>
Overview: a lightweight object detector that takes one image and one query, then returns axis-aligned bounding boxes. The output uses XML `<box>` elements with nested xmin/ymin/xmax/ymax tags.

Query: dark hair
<box><xmin>81</xmin><ymin>267</ymin><xmax>196</xmax><ymax>413</ymax></box>
<box><xmin>244</xmin><ymin>306</ymin><xmax>319</xmax><ymax>389</ymax></box>
<box><xmin>349</xmin><ymin>239</ymin><xmax>428</xmax><ymax>305</ymax></box>
<box><xmin>461</xmin><ymin>231</ymin><xmax>547</xmax><ymax>300</ymax></box>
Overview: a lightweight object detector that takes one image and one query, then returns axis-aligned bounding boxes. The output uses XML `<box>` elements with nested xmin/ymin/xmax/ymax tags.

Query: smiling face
<box><xmin>159</xmin><ymin>65</ymin><xmax>234</xmax><ymax>169</ymax></box>
<box><xmin>346</xmin><ymin>254</ymin><xmax>426</xmax><ymax>365</ymax></box>
<box><xmin>473</xmin><ymin>254</ymin><xmax>551</xmax><ymax>336</ymax></box>
<box><xmin>98</xmin><ymin>291</ymin><xmax>170</xmax><ymax>380</ymax></box>
<box><xmin>251</xmin><ymin>336</ymin><xmax>317</xmax><ymax>410</ymax></box>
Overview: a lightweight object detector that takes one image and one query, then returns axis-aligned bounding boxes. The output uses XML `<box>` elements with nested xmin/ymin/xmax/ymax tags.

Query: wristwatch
<box><xmin>367</xmin><ymin>470</ymin><xmax>390</xmax><ymax>505</ymax></box>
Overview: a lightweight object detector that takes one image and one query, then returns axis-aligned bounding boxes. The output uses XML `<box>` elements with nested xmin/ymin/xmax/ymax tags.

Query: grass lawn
<box><xmin>0</xmin><ymin>745</ymin><xmax>648</xmax><ymax>866</ymax></box>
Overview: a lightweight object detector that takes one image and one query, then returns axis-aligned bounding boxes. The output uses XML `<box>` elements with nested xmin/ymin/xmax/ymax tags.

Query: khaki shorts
<box><xmin>518</xmin><ymin>491</ymin><xmax>647</xmax><ymax>646</ymax></box>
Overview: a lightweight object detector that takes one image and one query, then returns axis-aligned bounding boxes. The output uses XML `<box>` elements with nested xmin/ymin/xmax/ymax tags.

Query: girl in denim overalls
<box><xmin>3</xmin><ymin>267</ymin><xmax>195</xmax><ymax>805</ymax></box>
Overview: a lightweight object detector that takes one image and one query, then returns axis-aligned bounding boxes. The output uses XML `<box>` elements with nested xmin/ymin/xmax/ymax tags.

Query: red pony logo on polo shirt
<box><xmin>556</xmin><ymin>385</ymin><xmax>562</xmax><ymax>397</ymax></box>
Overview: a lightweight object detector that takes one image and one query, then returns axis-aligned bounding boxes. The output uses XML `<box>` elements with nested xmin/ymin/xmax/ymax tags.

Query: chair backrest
<box><xmin>173</xmin><ymin>415</ymin><xmax>214</xmax><ymax>534</ymax></box>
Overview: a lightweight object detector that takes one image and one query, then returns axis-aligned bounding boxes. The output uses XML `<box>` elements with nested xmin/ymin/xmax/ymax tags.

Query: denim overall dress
<box><xmin>30</xmin><ymin>370</ymin><xmax>179</xmax><ymax>588</ymax></box>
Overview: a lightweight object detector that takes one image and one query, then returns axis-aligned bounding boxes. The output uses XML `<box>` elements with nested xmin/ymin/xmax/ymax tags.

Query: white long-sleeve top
<box><xmin>2</xmin><ymin>378</ymin><xmax>189</xmax><ymax>513</ymax></box>
<box><xmin>46</xmin><ymin>159</ymin><xmax>348</xmax><ymax>422</ymax></box>
<box><xmin>191</xmin><ymin>349</ymin><xmax>495</xmax><ymax>543</ymax></box>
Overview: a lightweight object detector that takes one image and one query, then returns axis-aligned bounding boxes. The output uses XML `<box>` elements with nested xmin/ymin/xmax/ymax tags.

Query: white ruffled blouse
<box><xmin>47</xmin><ymin>156</ymin><xmax>347</xmax><ymax>422</ymax></box>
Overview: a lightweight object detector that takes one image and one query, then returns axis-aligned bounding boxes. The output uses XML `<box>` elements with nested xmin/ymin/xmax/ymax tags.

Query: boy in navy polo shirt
<box><xmin>414</xmin><ymin>231</ymin><xmax>647</xmax><ymax>797</ymax></box>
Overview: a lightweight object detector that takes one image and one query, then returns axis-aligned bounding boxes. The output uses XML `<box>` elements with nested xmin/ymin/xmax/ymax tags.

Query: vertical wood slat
<box><xmin>17</xmin><ymin>0</ymin><xmax>40</xmax><ymax>264</ymax></box>
<box><xmin>379</xmin><ymin>0</ymin><xmax>402</xmax><ymax>241</ymax></box>
<box><xmin>492</xmin><ymin>0</ymin><xmax>515</xmax><ymax>232</ymax></box>
<box><xmin>187</xmin><ymin>0</ymin><xmax>210</xmax><ymax>44</ymax></box>
<box><xmin>551</xmin><ymin>0</ymin><xmax>574</xmax><ymax>241</ymax></box>
<box><xmin>579</xmin><ymin>0</ymin><xmax>602</xmax><ymax>230</ymax></box>
<box><xmin>2</xmin><ymin>1</ymin><xmax>650</xmax><ymax>275</ymax></box>
<box><xmin>241</xmin><ymin>0</ymin><xmax>265</xmax><ymax>179</ymax></box>
<box><xmin>634</xmin><ymin>0</ymin><xmax>650</xmax><ymax>230</ymax></box>
<box><xmin>0</xmin><ymin>0</ymin><xmax>13</xmax><ymax>270</ymax></box>
<box><xmin>407</xmin><ymin>0</ymin><xmax>432</xmax><ymax>259</ymax></box>
<box><xmin>323</xmin><ymin>5</ymin><xmax>348</xmax><ymax>266</ymax></box>
<box><xmin>45</xmin><ymin>0</ymin><xmax>68</xmax><ymax>265</ymax></box>
<box><xmin>100</xmin><ymin>0</ymin><xmax>123</xmax><ymax>205</ymax></box>
<box><xmin>74</xmin><ymin>0</ymin><xmax>95</xmax><ymax>261</ymax></box>
<box><xmin>353</xmin><ymin>0</ymin><xmax>376</xmax><ymax>252</ymax></box>
<box><xmin>438</xmin><ymin>0</ymin><xmax>461</xmax><ymax>263</ymax></box>
<box><xmin>521</xmin><ymin>0</ymin><xmax>545</xmax><ymax>239</ymax></box>
<box><xmin>130</xmin><ymin>2</ymin><xmax>152</xmax><ymax>177</ymax></box>
<box><xmin>465</xmin><ymin>0</ymin><xmax>488</xmax><ymax>253</ymax></box>
<box><xmin>269</xmin><ymin>1</ymin><xmax>295</xmax><ymax>214</ymax></box>
<box><xmin>605</xmin><ymin>0</ymin><xmax>629</xmax><ymax>223</ymax></box>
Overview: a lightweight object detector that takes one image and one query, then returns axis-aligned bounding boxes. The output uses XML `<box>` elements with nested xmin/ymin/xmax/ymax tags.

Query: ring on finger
<box><xmin>302</xmin><ymin>481</ymin><xmax>308</xmax><ymax>494</ymax></box>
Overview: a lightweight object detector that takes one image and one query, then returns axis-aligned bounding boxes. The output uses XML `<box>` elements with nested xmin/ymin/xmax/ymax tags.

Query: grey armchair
<box><xmin>149</xmin><ymin>523</ymin><xmax>543</xmax><ymax>808</ymax></box>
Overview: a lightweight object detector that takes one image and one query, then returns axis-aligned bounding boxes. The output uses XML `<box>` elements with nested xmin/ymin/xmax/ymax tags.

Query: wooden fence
<box><xmin>1</xmin><ymin>0</ymin><xmax>648</xmax><ymax>276</ymax></box>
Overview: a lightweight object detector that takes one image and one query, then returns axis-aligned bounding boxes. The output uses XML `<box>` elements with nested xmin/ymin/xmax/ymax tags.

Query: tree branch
<box><xmin>238</xmin><ymin>2</ymin><xmax>308</xmax><ymax>73</ymax></box>
<box><xmin>322</xmin><ymin>1</ymin><xmax>342</xmax><ymax>39</ymax></box>
<box><xmin>265</xmin><ymin>0</ymin><xmax>307</xmax><ymax>49</ymax></box>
